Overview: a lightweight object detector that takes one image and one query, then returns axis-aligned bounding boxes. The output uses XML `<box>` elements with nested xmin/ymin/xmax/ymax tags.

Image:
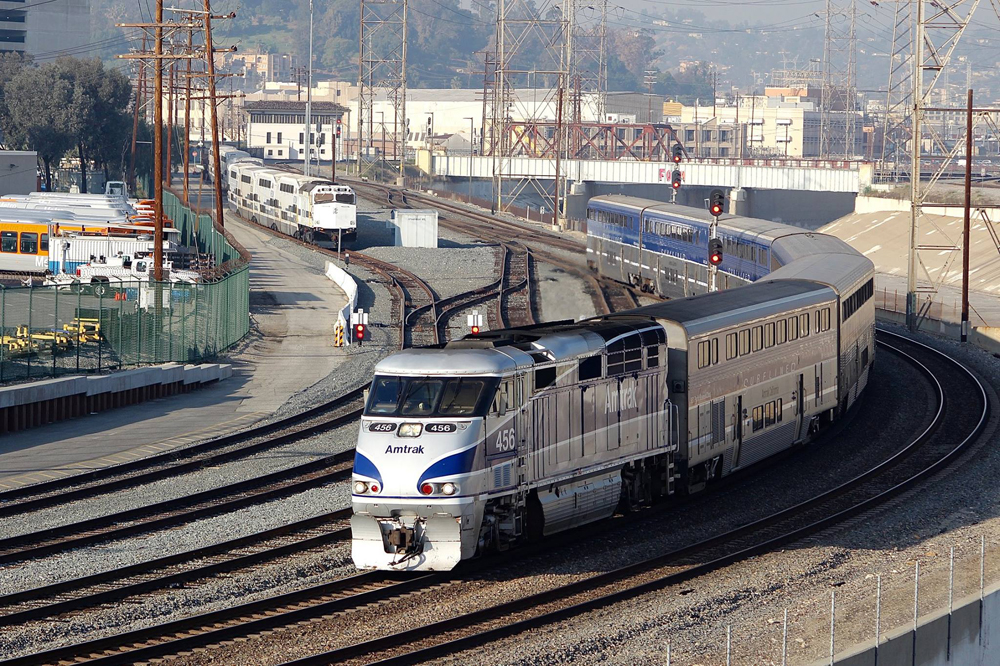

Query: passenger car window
<box><xmin>752</xmin><ymin>326</ymin><xmax>763</xmax><ymax>352</ymax></box>
<box><xmin>0</xmin><ymin>231</ymin><xmax>15</xmax><ymax>253</ymax></box>
<box><xmin>19</xmin><ymin>232</ymin><xmax>37</xmax><ymax>254</ymax></box>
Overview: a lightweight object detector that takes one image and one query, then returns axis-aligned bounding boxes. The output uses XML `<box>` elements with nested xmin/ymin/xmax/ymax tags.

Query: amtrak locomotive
<box><xmin>351</xmin><ymin>197</ymin><xmax>876</xmax><ymax>571</ymax></box>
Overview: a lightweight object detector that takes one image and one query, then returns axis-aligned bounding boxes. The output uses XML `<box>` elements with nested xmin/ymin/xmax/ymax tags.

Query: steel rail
<box><xmin>0</xmin><ymin>419</ymin><xmax>361</xmax><ymax>565</ymax></box>
<box><xmin>0</xmin><ymin>385</ymin><xmax>366</xmax><ymax>517</ymax></box>
<box><xmin>0</xmin><ymin>510</ymin><xmax>352</xmax><ymax>628</ymax></box>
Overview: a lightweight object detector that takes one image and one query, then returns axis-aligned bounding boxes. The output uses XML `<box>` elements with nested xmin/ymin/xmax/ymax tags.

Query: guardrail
<box><xmin>0</xmin><ymin>191</ymin><xmax>250</xmax><ymax>384</ymax></box>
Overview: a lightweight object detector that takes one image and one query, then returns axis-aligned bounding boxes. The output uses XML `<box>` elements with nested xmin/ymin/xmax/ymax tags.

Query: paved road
<box><xmin>0</xmin><ymin>176</ymin><xmax>349</xmax><ymax>486</ymax></box>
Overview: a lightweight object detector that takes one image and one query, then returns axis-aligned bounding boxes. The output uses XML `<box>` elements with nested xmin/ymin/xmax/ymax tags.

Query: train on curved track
<box><xmin>352</xmin><ymin>195</ymin><xmax>876</xmax><ymax>572</ymax></box>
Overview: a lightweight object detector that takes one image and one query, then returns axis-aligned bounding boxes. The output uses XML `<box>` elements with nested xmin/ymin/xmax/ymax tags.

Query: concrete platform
<box><xmin>821</xmin><ymin>210</ymin><xmax>1000</xmax><ymax>327</ymax></box>
<box><xmin>0</xmin><ymin>184</ymin><xmax>350</xmax><ymax>487</ymax></box>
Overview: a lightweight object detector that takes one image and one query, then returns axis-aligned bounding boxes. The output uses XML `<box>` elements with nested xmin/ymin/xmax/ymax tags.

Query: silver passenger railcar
<box><xmin>352</xmin><ymin>199</ymin><xmax>877</xmax><ymax>571</ymax></box>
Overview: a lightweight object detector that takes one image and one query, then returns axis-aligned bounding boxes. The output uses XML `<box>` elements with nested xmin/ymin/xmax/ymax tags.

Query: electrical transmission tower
<box><xmin>485</xmin><ymin>0</ymin><xmax>569</xmax><ymax>222</ymax></box>
<box><xmin>879</xmin><ymin>0</ymin><xmax>914</xmax><ymax>180</ymax></box>
<box><xmin>357</xmin><ymin>0</ymin><xmax>408</xmax><ymax>184</ymax></box>
<box><xmin>820</xmin><ymin>0</ymin><xmax>857</xmax><ymax>159</ymax></box>
<box><xmin>568</xmin><ymin>0</ymin><xmax>607</xmax><ymax>124</ymax></box>
<box><xmin>906</xmin><ymin>0</ymin><xmax>981</xmax><ymax>330</ymax></box>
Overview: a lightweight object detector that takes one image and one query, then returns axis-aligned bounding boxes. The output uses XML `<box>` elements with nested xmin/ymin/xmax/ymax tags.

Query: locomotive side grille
<box><xmin>711</xmin><ymin>399</ymin><xmax>725</xmax><ymax>444</ymax></box>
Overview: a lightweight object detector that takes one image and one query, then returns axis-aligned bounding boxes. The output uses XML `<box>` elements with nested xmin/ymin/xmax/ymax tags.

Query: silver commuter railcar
<box><xmin>351</xmin><ymin>198</ymin><xmax>876</xmax><ymax>571</ymax></box>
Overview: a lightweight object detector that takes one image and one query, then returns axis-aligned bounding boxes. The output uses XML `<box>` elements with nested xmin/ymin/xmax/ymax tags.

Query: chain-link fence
<box><xmin>0</xmin><ymin>191</ymin><xmax>250</xmax><ymax>383</ymax></box>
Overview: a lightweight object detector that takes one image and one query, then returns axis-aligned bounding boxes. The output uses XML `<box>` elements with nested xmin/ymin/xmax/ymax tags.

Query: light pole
<box><xmin>464</xmin><ymin>116</ymin><xmax>474</xmax><ymax>202</ymax></box>
<box><xmin>378</xmin><ymin>110</ymin><xmax>385</xmax><ymax>177</ymax></box>
<box><xmin>302</xmin><ymin>0</ymin><xmax>314</xmax><ymax>176</ymax></box>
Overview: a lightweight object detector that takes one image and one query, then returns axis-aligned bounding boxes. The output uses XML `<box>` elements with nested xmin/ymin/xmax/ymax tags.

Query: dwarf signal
<box><xmin>467</xmin><ymin>310</ymin><xmax>484</xmax><ymax>335</ymax></box>
<box><xmin>352</xmin><ymin>308</ymin><xmax>370</xmax><ymax>345</ymax></box>
<box><xmin>708</xmin><ymin>238</ymin><xmax>723</xmax><ymax>266</ymax></box>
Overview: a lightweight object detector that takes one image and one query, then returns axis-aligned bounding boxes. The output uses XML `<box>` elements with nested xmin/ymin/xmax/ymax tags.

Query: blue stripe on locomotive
<box><xmin>586</xmin><ymin>199</ymin><xmax>770</xmax><ymax>283</ymax></box>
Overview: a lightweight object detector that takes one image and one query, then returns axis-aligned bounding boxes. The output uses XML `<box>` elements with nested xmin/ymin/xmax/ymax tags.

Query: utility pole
<box><xmin>128</xmin><ymin>33</ymin><xmax>147</xmax><ymax>195</ymax></box>
<box><xmin>303</xmin><ymin>0</ymin><xmax>313</xmax><ymax>177</ymax></box>
<box><xmin>183</xmin><ymin>24</ymin><xmax>193</xmax><ymax>203</ymax></box>
<box><xmin>203</xmin><ymin>0</ymin><xmax>229</xmax><ymax>231</ymax></box>
<box><xmin>154</xmin><ymin>0</ymin><xmax>164</xmax><ymax>280</ymax></box>
<box><xmin>167</xmin><ymin>59</ymin><xmax>174</xmax><ymax>180</ymax></box>
<box><xmin>962</xmin><ymin>88</ymin><xmax>973</xmax><ymax>342</ymax></box>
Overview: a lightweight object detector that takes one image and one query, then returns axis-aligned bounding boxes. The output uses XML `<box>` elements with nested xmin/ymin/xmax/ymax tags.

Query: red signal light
<box><xmin>710</xmin><ymin>252</ymin><xmax>722</xmax><ymax>265</ymax></box>
<box><xmin>672</xmin><ymin>180</ymin><xmax>681</xmax><ymax>190</ymax></box>
<box><xmin>710</xmin><ymin>203</ymin><xmax>723</xmax><ymax>216</ymax></box>
<box><xmin>471</xmin><ymin>325</ymin><xmax>480</xmax><ymax>335</ymax></box>
<box><xmin>354</xmin><ymin>323</ymin><xmax>365</xmax><ymax>341</ymax></box>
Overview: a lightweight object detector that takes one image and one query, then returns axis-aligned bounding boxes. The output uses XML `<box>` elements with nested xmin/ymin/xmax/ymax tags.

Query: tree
<box><xmin>0</xmin><ymin>52</ymin><xmax>31</xmax><ymax>148</ymax></box>
<box><xmin>4</xmin><ymin>63</ymin><xmax>74</xmax><ymax>190</ymax></box>
<box><xmin>54</xmin><ymin>57</ymin><xmax>132</xmax><ymax>193</ymax></box>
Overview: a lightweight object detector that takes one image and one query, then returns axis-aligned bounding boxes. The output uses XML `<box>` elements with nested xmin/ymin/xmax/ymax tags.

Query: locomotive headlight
<box><xmin>441</xmin><ymin>482</ymin><xmax>458</xmax><ymax>496</ymax></box>
<box><xmin>353</xmin><ymin>480</ymin><xmax>369</xmax><ymax>494</ymax></box>
<box><xmin>398</xmin><ymin>423</ymin><xmax>423</xmax><ymax>437</ymax></box>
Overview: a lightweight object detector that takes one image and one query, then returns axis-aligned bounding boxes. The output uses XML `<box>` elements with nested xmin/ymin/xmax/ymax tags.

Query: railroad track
<box><xmin>351</xmin><ymin>180</ymin><xmax>651</xmax><ymax>317</ymax></box>
<box><xmin>0</xmin><ymin>443</ymin><xmax>358</xmax><ymax>566</ymax></box>
<box><xmin>0</xmin><ymin>386</ymin><xmax>365</xmax><ymax>518</ymax></box>
<box><xmin>0</xmin><ymin>509</ymin><xmax>352</xmax><ymax>628</ymax></box>
<box><xmin>11</xmin><ymin>331</ymin><xmax>986</xmax><ymax>666</ymax></box>
<box><xmin>498</xmin><ymin>243</ymin><xmax>536</xmax><ymax>328</ymax></box>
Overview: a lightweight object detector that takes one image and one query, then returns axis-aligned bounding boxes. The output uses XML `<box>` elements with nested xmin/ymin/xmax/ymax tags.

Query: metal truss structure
<box><xmin>568</xmin><ymin>0</ymin><xmax>607</xmax><ymax>124</ymax></box>
<box><xmin>879</xmin><ymin>0</ymin><xmax>914</xmax><ymax>181</ymax></box>
<box><xmin>820</xmin><ymin>0</ymin><xmax>857</xmax><ymax>159</ymax></box>
<box><xmin>485</xmin><ymin>0</ymin><xmax>569</xmax><ymax>219</ymax></box>
<box><xmin>503</xmin><ymin>121</ymin><xmax>679</xmax><ymax>161</ymax></box>
<box><xmin>906</xmin><ymin>0</ymin><xmax>981</xmax><ymax>330</ymax></box>
<box><xmin>357</xmin><ymin>0</ymin><xmax>407</xmax><ymax>183</ymax></box>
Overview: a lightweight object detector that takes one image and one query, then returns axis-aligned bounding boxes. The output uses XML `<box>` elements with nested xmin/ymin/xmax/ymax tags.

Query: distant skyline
<box><xmin>616</xmin><ymin>0</ymin><xmax>827</xmax><ymax>25</ymax></box>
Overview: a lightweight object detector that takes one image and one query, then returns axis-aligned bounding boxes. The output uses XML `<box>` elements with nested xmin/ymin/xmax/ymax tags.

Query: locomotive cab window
<box><xmin>579</xmin><ymin>355</ymin><xmax>602</xmax><ymax>381</ymax></box>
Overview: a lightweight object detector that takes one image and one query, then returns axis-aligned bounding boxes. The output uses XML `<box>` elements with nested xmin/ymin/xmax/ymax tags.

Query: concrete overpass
<box><xmin>432</xmin><ymin>155</ymin><xmax>874</xmax><ymax>227</ymax></box>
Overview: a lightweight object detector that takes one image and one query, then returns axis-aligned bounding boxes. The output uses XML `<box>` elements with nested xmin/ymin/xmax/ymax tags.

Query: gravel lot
<box><xmin>170</xmin><ymin>336</ymin><xmax>958</xmax><ymax>666</ymax></box>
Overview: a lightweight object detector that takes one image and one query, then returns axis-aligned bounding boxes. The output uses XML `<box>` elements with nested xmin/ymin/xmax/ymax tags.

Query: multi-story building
<box><xmin>244</xmin><ymin>100</ymin><xmax>348</xmax><ymax>162</ymax></box>
<box><xmin>0</xmin><ymin>0</ymin><xmax>90</xmax><ymax>56</ymax></box>
<box><xmin>215</xmin><ymin>50</ymin><xmax>297</xmax><ymax>87</ymax></box>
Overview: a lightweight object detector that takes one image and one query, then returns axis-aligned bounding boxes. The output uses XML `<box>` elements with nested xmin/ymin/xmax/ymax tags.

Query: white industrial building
<box><xmin>0</xmin><ymin>0</ymin><xmax>91</xmax><ymax>56</ymax></box>
<box><xmin>243</xmin><ymin>100</ymin><xmax>348</xmax><ymax>162</ymax></box>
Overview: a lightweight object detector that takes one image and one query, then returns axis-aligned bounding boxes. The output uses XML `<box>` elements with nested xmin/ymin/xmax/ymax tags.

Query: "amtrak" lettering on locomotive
<box><xmin>384</xmin><ymin>444</ymin><xmax>425</xmax><ymax>454</ymax></box>
<box><xmin>605</xmin><ymin>380</ymin><xmax>638</xmax><ymax>414</ymax></box>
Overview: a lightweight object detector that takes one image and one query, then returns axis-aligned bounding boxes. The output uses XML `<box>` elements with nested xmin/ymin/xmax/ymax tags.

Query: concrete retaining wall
<box><xmin>325</xmin><ymin>261</ymin><xmax>358</xmax><ymax>344</ymax></box>
<box><xmin>856</xmin><ymin>195</ymin><xmax>1000</xmax><ymax>220</ymax></box>
<box><xmin>0</xmin><ymin>363</ymin><xmax>232</xmax><ymax>435</ymax></box>
<box><xmin>817</xmin><ymin>583</ymin><xmax>1000</xmax><ymax>666</ymax></box>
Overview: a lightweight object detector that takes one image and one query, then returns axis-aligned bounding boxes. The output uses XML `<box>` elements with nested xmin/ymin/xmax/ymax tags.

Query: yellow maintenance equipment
<box><xmin>15</xmin><ymin>325</ymin><xmax>74</xmax><ymax>352</ymax></box>
<box><xmin>63</xmin><ymin>318</ymin><xmax>102</xmax><ymax>343</ymax></box>
<box><xmin>0</xmin><ymin>335</ymin><xmax>33</xmax><ymax>357</ymax></box>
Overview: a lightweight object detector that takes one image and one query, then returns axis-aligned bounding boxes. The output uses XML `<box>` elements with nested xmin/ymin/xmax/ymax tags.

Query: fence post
<box><xmin>52</xmin><ymin>284</ymin><xmax>58</xmax><ymax>375</ymax></box>
<box><xmin>913</xmin><ymin>561</ymin><xmax>920</xmax><ymax>663</ymax></box>
<box><xmin>0</xmin><ymin>287</ymin><xmax>5</xmax><ymax>383</ymax></box>
<box><xmin>75</xmin><ymin>286</ymin><xmax>81</xmax><ymax>372</ymax></box>
<box><xmin>875</xmin><ymin>574</ymin><xmax>882</xmax><ymax>666</ymax></box>
<box><xmin>726</xmin><ymin>624</ymin><xmax>731</xmax><ymax>666</ymax></box>
<box><xmin>26</xmin><ymin>284</ymin><xmax>32</xmax><ymax>379</ymax></box>
<box><xmin>949</xmin><ymin>546</ymin><xmax>955</xmax><ymax>660</ymax></box>
<box><xmin>666</xmin><ymin>641</ymin><xmax>670</xmax><ymax>666</ymax></box>
<box><xmin>981</xmin><ymin>535</ymin><xmax>986</xmax><ymax>644</ymax></box>
<box><xmin>830</xmin><ymin>590</ymin><xmax>836</xmax><ymax>665</ymax></box>
<box><xmin>782</xmin><ymin>608</ymin><xmax>788</xmax><ymax>666</ymax></box>
<box><xmin>194</xmin><ymin>283</ymin><xmax>200</xmax><ymax>360</ymax></box>
<box><xmin>181</xmin><ymin>283</ymin><xmax>187</xmax><ymax>362</ymax></box>
<box><xmin>97</xmin><ymin>286</ymin><xmax>102</xmax><ymax>372</ymax></box>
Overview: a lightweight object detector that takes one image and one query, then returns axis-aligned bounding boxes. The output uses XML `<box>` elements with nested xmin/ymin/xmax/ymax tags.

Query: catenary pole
<box><xmin>962</xmin><ymin>88</ymin><xmax>973</xmax><ymax>342</ymax></box>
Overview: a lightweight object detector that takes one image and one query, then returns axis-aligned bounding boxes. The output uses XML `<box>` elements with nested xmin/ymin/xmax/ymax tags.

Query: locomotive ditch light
<box><xmin>441</xmin><ymin>482</ymin><xmax>458</xmax><ymax>496</ymax></box>
<box><xmin>354</xmin><ymin>480</ymin><xmax>369</xmax><ymax>494</ymax></box>
<box><xmin>399</xmin><ymin>423</ymin><xmax>423</xmax><ymax>437</ymax></box>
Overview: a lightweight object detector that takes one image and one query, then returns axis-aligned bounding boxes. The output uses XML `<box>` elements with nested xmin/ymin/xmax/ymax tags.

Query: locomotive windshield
<box><xmin>365</xmin><ymin>375</ymin><xmax>499</xmax><ymax>417</ymax></box>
